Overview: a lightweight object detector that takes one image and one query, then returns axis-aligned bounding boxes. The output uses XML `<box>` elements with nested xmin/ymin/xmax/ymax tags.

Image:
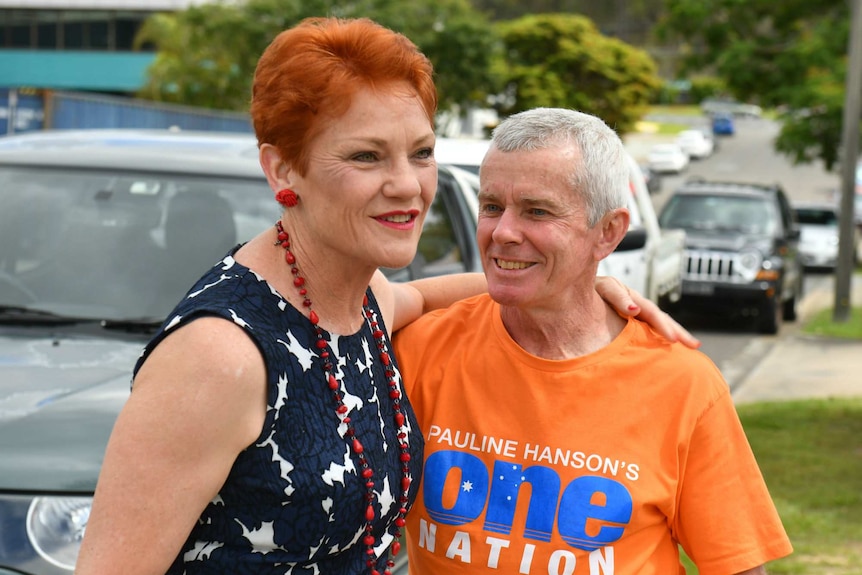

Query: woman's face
<box><xmin>287</xmin><ymin>83</ymin><xmax>437</xmax><ymax>273</ymax></box>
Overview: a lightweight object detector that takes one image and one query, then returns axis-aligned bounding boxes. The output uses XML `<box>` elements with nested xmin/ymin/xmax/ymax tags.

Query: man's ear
<box><xmin>594</xmin><ymin>208</ymin><xmax>631</xmax><ymax>261</ymax></box>
<box><xmin>259</xmin><ymin>143</ymin><xmax>294</xmax><ymax>191</ymax></box>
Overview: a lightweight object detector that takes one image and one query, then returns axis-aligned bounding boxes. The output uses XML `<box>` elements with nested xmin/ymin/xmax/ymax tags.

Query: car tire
<box><xmin>783</xmin><ymin>277</ymin><xmax>802</xmax><ymax>322</ymax></box>
<box><xmin>782</xmin><ymin>291</ymin><xmax>798</xmax><ymax>322</ymax></box>
<box><xmin>758</xmin><ymin>296</ymin><xmax>782</xmax><ymax>335</ymax></box>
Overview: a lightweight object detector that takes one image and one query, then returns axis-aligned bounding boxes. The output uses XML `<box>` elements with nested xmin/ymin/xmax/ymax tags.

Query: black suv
<box><xmin>658</xmin><ymin>179</ymin><xmax>803</xmax><ymax>334</ymax></box>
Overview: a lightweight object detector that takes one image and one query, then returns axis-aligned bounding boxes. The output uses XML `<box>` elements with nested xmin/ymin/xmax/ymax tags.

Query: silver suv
<box><xmin>0</xmin><ymin>129</ymin><xmax>480</xmax><ymax>574</ymax></box>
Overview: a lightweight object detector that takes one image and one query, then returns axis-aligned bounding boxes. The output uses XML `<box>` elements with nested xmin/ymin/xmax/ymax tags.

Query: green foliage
<box><xmin>494</xmin><ymin>13</ymin><xmax>661</xmax><ymax>134</ymax></box>
<box><xmin>134</xmin><ymin>0</ymin><xmax>500</xmax><ymax>115</ymax></box>
<box><xmin>686</xmin><ymin>75</ymin><xmax>725</xmax><ymax>103</ymax></box>
<box><xmin>657</xmin><ymin>0</ymin><xmax>855</xmax><ymax>169</ymax></box>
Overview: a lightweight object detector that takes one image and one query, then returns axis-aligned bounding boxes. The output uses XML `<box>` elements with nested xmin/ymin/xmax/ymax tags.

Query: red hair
<box><xmin>250</xmin><ymin>17</ymin><xmax>437</xmax><ymax>175</ymax></box>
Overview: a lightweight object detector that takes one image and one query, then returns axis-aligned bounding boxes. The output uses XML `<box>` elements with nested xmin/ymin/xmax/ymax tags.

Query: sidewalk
<box><xmin>731</xmin><ymin>274</ymin><xmax>862</xmax><ymax>404</ymax></box>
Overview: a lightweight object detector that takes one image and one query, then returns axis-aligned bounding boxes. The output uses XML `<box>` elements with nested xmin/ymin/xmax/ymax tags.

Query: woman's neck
<box><xmin>237</xmin><ymin>225</ymin><xmax>376</xmax><ymax>334</ymax></box>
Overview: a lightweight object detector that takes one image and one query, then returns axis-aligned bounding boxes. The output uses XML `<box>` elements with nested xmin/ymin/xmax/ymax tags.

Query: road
<box><xmin>624</xmin><ymin>117</ymin><xmax>840</xmax><ymax>389</ymax></box>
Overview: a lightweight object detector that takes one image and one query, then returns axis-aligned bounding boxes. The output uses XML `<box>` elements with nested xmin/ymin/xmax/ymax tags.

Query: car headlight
<box><xmin>26</xmin><ymin>497</ymin><xmax>91</xmax><ymax>570</ymax></box>
<box><xmin>735</xmin><ymin>249</ymin><xmax>763</xmax><ymax>281</ymax></box>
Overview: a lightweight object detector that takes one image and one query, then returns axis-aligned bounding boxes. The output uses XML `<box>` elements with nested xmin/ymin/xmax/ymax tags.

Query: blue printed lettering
<box><xmin>423</xmin><ymin>450</ymin><xmax>632</xmax><ymax>553</ymax></box>
<box><xmin>424</xmin><ymin>451</ymin><xmax>489</xmax><ymax>525</ymax></box>
<box><xmin>558</xmin><ymin>477</ymin><xmax>632</xmax><ymax>551</ymax></box>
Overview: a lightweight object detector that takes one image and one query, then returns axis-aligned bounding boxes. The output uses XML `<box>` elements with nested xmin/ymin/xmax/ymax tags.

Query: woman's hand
<box><xmin>595</xmin><ymin>276</ymin><xmax>700</xmax><ymax>349</ymax></box>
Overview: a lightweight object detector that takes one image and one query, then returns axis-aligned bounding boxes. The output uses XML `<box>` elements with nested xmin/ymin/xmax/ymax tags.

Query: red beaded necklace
<box><xmin>275</xmin><ymin>220</ymin><xmax>411</xmax><ymax>575</ymax></box>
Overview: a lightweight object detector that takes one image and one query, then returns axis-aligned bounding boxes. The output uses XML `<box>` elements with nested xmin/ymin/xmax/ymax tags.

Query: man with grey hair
<box><xmin>394</xmin><ymin>108</ymin><xmax>792</xmax><ymax>574</ymax></box>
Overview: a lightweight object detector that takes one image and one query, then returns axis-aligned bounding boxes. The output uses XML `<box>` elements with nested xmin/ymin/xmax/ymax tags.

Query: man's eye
<box><xmin>480</xmin><ymin>204</ymin><xmax>501</xmax><ymax>214</ymax></box>
<box><xmin>531</xmin><ymin>208</ymin><xmax>548</xmax><ymax>216</ymax></box>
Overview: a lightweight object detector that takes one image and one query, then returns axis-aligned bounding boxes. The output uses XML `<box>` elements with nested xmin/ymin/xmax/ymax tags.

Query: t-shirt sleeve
<box><xmin>673</xmin><ymin>391</ymin><xmax>793</xmax><ymax>574</ymax></box>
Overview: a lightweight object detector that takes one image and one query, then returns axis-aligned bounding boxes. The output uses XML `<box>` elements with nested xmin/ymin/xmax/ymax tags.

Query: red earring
<box><xmin>276</xmin><ymin>188</ymin><xmax>299</xmax><ymax>207</ymax></box>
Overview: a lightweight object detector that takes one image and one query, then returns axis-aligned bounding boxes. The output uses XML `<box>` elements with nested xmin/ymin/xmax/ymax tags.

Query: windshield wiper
<box><xmin>99</xmin><ymin>318</ymin><xmax>164</xmax><ymax>333</ymax></box>
<box><xmin>0</xmin><ymin>306</ymin><xmax>84</xmax><ymax>324</ymax></box>
<box><xmin>0</xmin><ymin>306</ymin><xmax>162</xmax><ymax>332</ymax></box>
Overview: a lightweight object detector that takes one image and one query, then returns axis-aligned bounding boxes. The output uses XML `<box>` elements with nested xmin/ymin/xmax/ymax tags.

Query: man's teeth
<box><xmin>496</xmin><ymin>259</ymin><xmax>531</xmax><ymax>270</ymax></box>
<box><xmin>383</xmin><ymin>214</ymin><xmax>411</xmax><ymax>223</ymax></box>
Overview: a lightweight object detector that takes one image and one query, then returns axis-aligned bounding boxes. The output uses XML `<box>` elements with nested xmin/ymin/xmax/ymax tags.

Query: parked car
<box><xmin>608</xmin><ymin>153</ymin><xmax>686</xmax><ymax>307</ymax></box>
<box><xmin>0</xmin><ymin>128</ymin><xmax>484</xmax><ymax>574</ymax></box>
<box><xmin>639</xmin><ymin>163</ymin><xmax>663</xmax><ymax>195</ymax></box>
<box><xmin>647</xmin><ymin>143</ymin><xmax>689</xmax><ymax>174</ymax></box>
<box><xmin>675</xmin><ymin>129</ymin><xmax>714</xmax><ymax>160</ymax></box>
<box><xmin>658</xmin><ymin>179</ymin><xmax>803</xmax><ymax>334</ymax></box>
<box><xmin>431</xmin><ymin>136</ymin><xmax>490</xmax><ymax>175</ymax></box>
<box><xmin>793</xmin><ymin>201</ymin><xmax>859</xmax><ymax>271</ymax></box>
<box><xmin>710</xmin><ymin>113</ymin><xmax>735</xmax><ymax>136</ymax></box>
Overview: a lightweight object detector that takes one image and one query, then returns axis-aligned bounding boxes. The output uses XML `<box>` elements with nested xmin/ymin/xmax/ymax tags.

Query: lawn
<box><xmin>679</xmin><ymin>289</ymin><xmax>862</xmax><ymax>574</ymax></box>
<box><xmin>678</xmin><ymin>398</ymin><xmax>862</xmax><ymax>574</ymax></box>
<box><xmin>740</xmin><ymin>398</ymin><xmax>862</xmax><ymax>574</ymax></box>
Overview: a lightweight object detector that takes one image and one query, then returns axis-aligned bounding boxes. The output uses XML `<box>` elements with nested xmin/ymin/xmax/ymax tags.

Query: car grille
<box><xmin>682</xmin><ymin>250</ymin><xmax>739</xmax><ymax>282</ymax></box>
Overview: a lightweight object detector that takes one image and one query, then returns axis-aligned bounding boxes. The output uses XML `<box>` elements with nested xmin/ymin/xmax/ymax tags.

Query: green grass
<box><xmin>802</xmin><ymin>305</ymin><xmax>862</xmax><ymax>339</ymax></box>
<box><xmin>739</xmin><ymin>398</ymin><xmax>862</xmax><ymax>574</ymax></box>
<box><xmin>678</xmin><ymin>289</ymin><xmax>862</xmax><ymax>573</ymax></box>
<box><xmin>647</xmin><ymin>105</ymin><xmax>702</xmax><ymax>116</ymax></box>
<box><xmin>678</xmin><ymin>398</ymin><xmax>862</xmax><ymax>574</ymax></box>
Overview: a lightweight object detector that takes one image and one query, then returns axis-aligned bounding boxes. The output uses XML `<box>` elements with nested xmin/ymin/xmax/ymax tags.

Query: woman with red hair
<box><xmin>76</xmin><ymin>17</ymin><xmax>692</xmax><ymax>575</ymax></box>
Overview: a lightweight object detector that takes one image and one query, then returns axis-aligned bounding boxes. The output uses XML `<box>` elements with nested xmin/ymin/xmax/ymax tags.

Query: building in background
<box><xmin>0</xmin><ymin>0</ymin><xmax>252</xmax><ymax>134</ymax></box>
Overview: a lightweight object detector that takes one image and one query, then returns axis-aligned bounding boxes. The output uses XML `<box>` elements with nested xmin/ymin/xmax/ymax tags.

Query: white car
<box><xmin>794</xmin><ymin>201</ymin><xmax>860</xmax><ymax>270</ymax></box>
<box><xmin>647</xmin><ymin>143</ymin><xmax>689</xmax><ymax>174</ymax></box>
<box><xmin>675</xmin><ymin>129</ymin><xmax>714</xmax><ymax>159</ymax></box>
<box><xmin>433</xmin><ymin>137</ymin><xmax>491</xmax><ymax>175</ymax></box>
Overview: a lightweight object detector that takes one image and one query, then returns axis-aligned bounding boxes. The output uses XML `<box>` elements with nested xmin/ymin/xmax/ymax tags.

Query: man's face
<box><xmin>477</xmin><ymin>145</ymin><xmax>608</xmax><ymax>312</ymax></box>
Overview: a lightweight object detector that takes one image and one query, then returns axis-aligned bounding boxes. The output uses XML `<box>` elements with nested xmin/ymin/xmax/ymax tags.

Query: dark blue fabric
<box><xmin>134</xmin><ymin>247</ymin><xmax>424</xmax><ymax>575</ymax></box>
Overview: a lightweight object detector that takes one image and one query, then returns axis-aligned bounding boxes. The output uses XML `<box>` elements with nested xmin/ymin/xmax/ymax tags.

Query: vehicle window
<box><xmin>795</xmin><ymin>208</ymin><xmax>838</xmax><ymax>226</ymax></box>
<box><xmin>659</xmin><ymin>194</ymin><xmax>777</xmax><ymax>235</ymax></box>
<box><xmin>0</xmin><ymin>166</ymin><xmax>277</xmax><ymax>321</ymax></box>
<box><xmin>383</xmin><ymin>171</ymin><xmax>470</xmax><ymax>282</ymax></box>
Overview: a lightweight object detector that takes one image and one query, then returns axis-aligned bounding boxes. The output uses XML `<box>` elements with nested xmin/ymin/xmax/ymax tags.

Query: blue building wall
<box><xmin>0</xmin><ymin>88</ymin><xmax>253</xmax><ymax>136</ymax></box>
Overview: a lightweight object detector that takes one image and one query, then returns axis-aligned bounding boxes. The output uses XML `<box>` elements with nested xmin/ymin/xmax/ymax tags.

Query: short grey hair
<box><xmin>484</xmin><ymin>107</ymin><xmax>629</xmax><ymax>227</ymax></box>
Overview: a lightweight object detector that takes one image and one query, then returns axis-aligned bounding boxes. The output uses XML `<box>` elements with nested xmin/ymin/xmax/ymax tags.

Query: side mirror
<box><xmin>614</xmin><ymin>228</ymin><xmax>648</xmax><ymax>252</ymax></box>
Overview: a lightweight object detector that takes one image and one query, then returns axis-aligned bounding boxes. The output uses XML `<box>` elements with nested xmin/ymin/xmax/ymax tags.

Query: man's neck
<box><xmin>498</xmin><ymin>291</ymin><xmax>627</xmax><ymax>360</ymax></box>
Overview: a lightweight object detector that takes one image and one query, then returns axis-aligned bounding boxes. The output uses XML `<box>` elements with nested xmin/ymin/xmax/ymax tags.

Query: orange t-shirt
<box><xmin>393</xmin><ymin>294</ymin><xmax>792</xmax><ymax>575</ymax></box>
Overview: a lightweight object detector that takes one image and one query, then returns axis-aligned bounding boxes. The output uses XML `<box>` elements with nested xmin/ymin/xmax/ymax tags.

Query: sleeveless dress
<box><xmin>133</xmin><ymin>248</ymin><xmax>425</xmax><ymax>575</ymax></box>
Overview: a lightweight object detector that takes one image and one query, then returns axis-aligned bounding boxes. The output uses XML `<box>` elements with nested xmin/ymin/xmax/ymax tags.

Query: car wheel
<box><xmin>758</xmin><ymin>296</ymin><xmax>782</xmax><ymax>334</ymax></box>
<box><xmin>783</xmin><ymin>278</ymin><xmax>802</xmax><ymax>322</ymax></box>
<box><xmin>782</xmin><ymin>291</ymin><xmax>798</xmax><ymax>322</ymax></box>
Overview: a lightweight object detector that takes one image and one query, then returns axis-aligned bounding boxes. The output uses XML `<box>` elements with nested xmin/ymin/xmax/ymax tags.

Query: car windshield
<box><xmin>0</xmin><ymin>165</ymin><xmax>278</xmax><ymax>322</ymax></box>
<box><xmin>659</xmin><ymin>194</ymin><xmax>778</xmax><ymax>235</ymax></box>
<box><xmin>795</xmin><ymin>207</ymin><xmax>837</xmax><ymax>226</ymax></box>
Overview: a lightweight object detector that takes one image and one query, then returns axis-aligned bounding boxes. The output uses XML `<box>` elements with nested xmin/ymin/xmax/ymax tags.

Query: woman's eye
<box><xmin>352</xmin><ymin>151</ymin><xmax>377</xmax><ymax>162</ymax></box>
<box><xmin>416</xmin><ymin>147</ymin><xmax>433</xmax><ymax>160</ymax></box>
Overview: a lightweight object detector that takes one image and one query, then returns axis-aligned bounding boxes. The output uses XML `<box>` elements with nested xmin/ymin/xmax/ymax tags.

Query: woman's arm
<box><xmin>75</xmin><ymin>319</ymin><xmax>268</xmax><ymax>575</ymax></box>
<box><xmin>594</xmin><ymin>276</ymin><xmax>701</xmax><ymax>348</ymax></box>
<box><xmin>374</xmin><ymin>271</ymin><xmax>699</xmax><ymax>348</ymax></box>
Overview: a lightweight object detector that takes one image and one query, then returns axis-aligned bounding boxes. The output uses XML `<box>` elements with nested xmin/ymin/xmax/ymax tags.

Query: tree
<box><xmin>134</xmin><ymin>0</ymin><xmax>500</xmax><ymax>116</ymax></box>
<box><xmin>657</xmin><ymin>0</ymin><xmax>854</xmax><ymax>170</ymax></box>
<box><xmin>493</xmin><ymin>13</ymin><xmax>661</xmax><ymax>134</ymax></box>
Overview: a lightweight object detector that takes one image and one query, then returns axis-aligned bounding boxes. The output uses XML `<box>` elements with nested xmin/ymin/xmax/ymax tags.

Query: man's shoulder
<box><xmin>398</xmin><ymin>293</ymin><xmax>493</xmax><ymax>339</ymax></box>
<box><xmin>629</xmin><ymin>318</ymin><xmax>722</xmax><ymax>372</ymax></box>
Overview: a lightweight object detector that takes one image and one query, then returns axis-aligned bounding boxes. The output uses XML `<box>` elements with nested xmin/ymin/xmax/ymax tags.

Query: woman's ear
<box><xmin>594</xmin><ymin>208</ymin><xmax>631</xmax><ymax>261</ymax></box>
<box><xmin>259</xmin><ymin>143</ymin><xmax>293</xmax><ymax>191</ymax></box>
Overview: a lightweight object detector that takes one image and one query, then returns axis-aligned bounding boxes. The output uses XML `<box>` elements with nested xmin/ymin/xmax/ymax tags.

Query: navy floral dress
<box><xmin>133</xmin><ymin>248</ymin><xmax>424</xmax><ymax>575</ymax></box>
